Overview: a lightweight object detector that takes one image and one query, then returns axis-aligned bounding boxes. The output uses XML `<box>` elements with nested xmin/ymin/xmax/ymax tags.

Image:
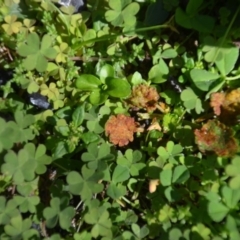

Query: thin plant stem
<box><xmin>211</xmin><ymin>5</ymin><xmax>240</xmax><ymax>64</ymax></box>
<box><xmin>73</xmin><ymin>24</ymin><xmax>171</xmax><ymax>50</ymax></box>
<box><xmin>226</xmin><ymin>74</ymin><xmax>240</xmax><ymax>81</ymax></box>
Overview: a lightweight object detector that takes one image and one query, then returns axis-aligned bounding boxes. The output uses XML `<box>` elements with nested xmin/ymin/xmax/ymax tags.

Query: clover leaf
<box><xmin>1</xmin><ymin>148</ymin><xmax>37</xmax><ymax>184</ymax></box>
<box><xmin>215</xmin><ymin>45</ymin><xmax>239</xmax><ymax>76</ymax></box>
<box><xmin>66</xmin><ymin>165</ymin><xmax>104</xmax><ymax>201</ymax></box>
<box><xmin>225</xmin><ymin>156</ymin><xmax>240</xmax><ymax>189</ymax></box>
<box><xmin>180</xmin><ymin>88</ymin><xmax>203</xmax><ymax>114</ymax></box>
<box><xmin>17</xmin><ymin>32</ymin><xmax>57</xmax><ymax>72</ymax></box>
<box><xmin>4</xmin><ymin>214</ymin><xmax>39</xmax><ymax>239</ymax></box>
<box><xmin>0</xmin><ymin>197</ymin><xmax>19</xmax><ymax>225</ymax></box>
<box><xmin>84</xmin><ymin>201</ymin><xmax>112</xmax><ymax>239</ymax></box>
<box><xmin>175</xmin><ymin>0</ymin><xmax>215</xmax><ymax>33</ymax></box>
<box><xmin>2</xmin><ymin>15</ymin><xmax>22</xmax><ymax>35</ymax></box>
<box><xmin>158</xmin><ymin>204</ymin><xmax>175</xmax><ymax>222</ymax></box>
<box><xmin>13</xmin><ymin>195</ymin><xmax>40</xmax><ymax>213</ymax></box>
<box><xmin>131</xmin><ymin>224</ymin><xmax>149</xmax><ymax>239</ymax></box>
<box><xmin>81</xmin><ymin>142</ymin><xmax>115</xmax><ymax>170</ymax></box>
<box><xmin>40</xmin><ymin>82</ymin><xmax>64</xmax><ymax>109</ymax></box>
<box><xmin>190</xmin><ymin>69</ymin><xmax>219</xmax><ymax>91</ymax></box>
<box><xmin>54</xmin><ymin>42</ymin><xmax>69</xmax><ymax>63</ymax></box>
<box><xmin>160</xmin><ymin>165</ymin><xmax>190</xmax><ymax>187</ymax></box>
<box><xmin>105</xmin><ymin>0</ymin><xmax>140</xmax><ymax>27</ymax></box>
<box><xmin>4</xmin><ymin>111</ymin><xmax>35</xmax><ymax>144</ymax></box>
<box><xmin>157</xmin><ymin>141</ymin><xmax>183</xmax><ymax>164</ymax></box>
<box><xmin>192</xmin><ymin>223</ymin><xmax>211</xmax><ymax>240</ymax></box>
<box><xmin>0</xmin><ymin>118</ymin><xmax>19</xmax><ymax>151</ymax></box>
<box><xmin>117</xmin><ymin>149</ymin><xmax>145</xmax><ymax>176</ymax></box>
<box><xmin>23</xmin><ymin>143</ymin><xmax>52</xmax><ymax>174</ymax></box>
<box><xmin>43</xmin><ymin>196</ymin><xmax>75</xmax><ymax>230</ymax></box>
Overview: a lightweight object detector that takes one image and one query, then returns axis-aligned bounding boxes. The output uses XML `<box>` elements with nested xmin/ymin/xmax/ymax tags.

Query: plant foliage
<box><xmin>1</xmin><ymin>0</ymin><xmax>240</xmax><ymax>239</ymax></box>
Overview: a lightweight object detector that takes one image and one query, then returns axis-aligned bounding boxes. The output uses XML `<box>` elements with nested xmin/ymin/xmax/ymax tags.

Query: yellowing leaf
<box><xmin>2</xmin><ymin>15</ymin><xmax>22</xmax><ymax>35</ymax></box>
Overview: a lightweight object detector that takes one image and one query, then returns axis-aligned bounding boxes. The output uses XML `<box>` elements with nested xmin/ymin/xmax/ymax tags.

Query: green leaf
<box><xmin>117</xmin><ymin>149</ymin><xmax>145</xmax><ymax>176</ymax></box>
<box><xmin>59</xmin><ymin>207</ymin><xmax>76</xmax><ymax>230</ymax></box>
<box><xmin>24</xmin><ymin>143</ymin><xmax>52</xmax><ymax>175</ymax></box>
<box><xmin>107</xmin><ymin>183</ymin><xmax>126</xmax><ymax>199</ymax></box>
<box><xmin>130</xmin><ymin>71</ymin><xmax>145</xmax><ymax>85</ymax></box>
<box><xmin>2</xmin><ymin>149</ymin><xmax>37</xmax><ymax>184</ymax></box>
<box><xmin>105</xmin><ymin>0</ymin><xmax>139</xmax><ymax>27</ymax></box>
<box><xmin>172</xmin><ymin>165</ymin><xmax>190</xmax><ymax>184</ymax></box>
<box><xmin>52</xmin><ymin>141</ymin><xmax>69</xmax><ymax>160</ymax></box>
<box><xmin>122</xmin><ymin>2</ymin><xmax>140</xmax><ymax>26</ymax></box>
<box><xmin>160</xmin><ymin>169</ymin><xmax>172</xmax><ymax>186</ymax></box>
<box><xmin>89</xmin><ymin>89</ymin><xmax>109</xmax><ymax>105</ymax></box>
<box><xmin>144</xmin><ymin>0</ymin><xmax>169</xmax><ymax>26</ymax></box>
<box><xmin>0</xmin><ymin>119</ymin><xmax>18</xmax><ymax>150</ymax></box>
<box><xmin>202</xmin><ymin>36</ymin><xmax>229</xmax><ymax>63</ymax></box>
<box><xmin>192</xmin><ymin>223</ymin><xmax>211</xmax><ymax>240</ymax></box>
<box><xmin>75</xmin><ymin>74</ymin><xmax>102</xmax><ymax>91</ymax></box>
<box><xmin>41</xmin><ymin>34</ymin><xmax>53</xmax><ymax>50</ymax></box>
<box><xmin>13</xmin><ymin>195</ymin><xmax>40</xmax><ymax>213</ymax></box>
<box><xmin>175</xmin><ymin>7</ymin><xmax>215</xmax><ymax>33</ymax></box>
<box><xmin>169</xmin><ymin>228</ymin><xmax>183</xmax><ymax>240</ymax></box>
<box><xmin>225</xmin><ymin>156</ymin><xmax>240</xmax><ymax>189</ymax></box>
<box><xmin>83</xmin><ymin>29</ymin><xmax>97</xmax><ymax>47</ymax></box>
<box><xmin>0</xmin><ymin>197</ymin><xmax>19</xmax><ymax>225</ymax></box>
<box><xmin>157</xmin><ymin>146</ymin><xmax>169</xmax><ymax>162</ymax></box>
<box><xmin>186</xmin><ymin>0</ymin><xmax>203</xmax><ymax>15</ymax></box>
<box><xmin>43</xmin><ymin>197</ymin><xmax>75</xmax><ymax>230</ymax></box>
<box><xmin>84</xmin><ymin>205</ymin><xmax>112</xmax><ymax>238</ymax></box>
<box><xmin>112</xmin><ymin>165</ymin><xmax>130</xmax><ymax>183</ymax></box>
<box><xmin>161</xmin><ymin>49</ymin><xmax>178</xmax><ymax>59</ymax></box>
<box><xmin>17</xmin><ymin>33</ymin><xmax>56</xmax><ymax>72</ymax></box>
<box><xmin>72</xmin><ymin>104</ymin><xmax>85</xmax><ymax>127</ymax></box>
<box><xmin>98</xmin><ymin>64</ymin><xmax>115</xmax><ymax>83</ymax></box>
<box><xmin>17</xmin><ymin>32</ymin><xmax>39</xmax><ymax>56</ymax></box>
<box><xmin>4</xmin><ymin>214</ymin><xmax>39</xmax><ymax>238</ymax></box>
<box><xmin>226</xmin><ymin>215</ymin><xmax>240</xmax><ymax>240</ymax></box>
<box><xmin>105</xmin><ymin>78</ymin><xmax>131</xmax><ymax>98</ymax></box>
<box><xmin>131</xmin><ymin>224</ymin><xmax>149</xmax><ymax>239</ymax></box>
<box><xmin>148</xmin><ymin>61</ymin><xmax>168</xmax><ymax>83</ymax></box>
<box><xmin>67</xmin><ymin>166</ymin><xmax>103</xmax><ymax>200</ymax></box>
<box><xmin>215</xmin><ymin>46</ymin><xmax>239</xmax><ymax>76</ymax></box>
<box><xmin>181</xmin><ymin>88</ymin><xmax>203</xmax><ymax>114</ymax></box>
<box><xmin>208</xmin><ymin>201</ymin><xmax>229</xmax><ymax>222</ymax></box>
<box><xmin>221</xmin><ymin>185</ymin><xmax>240</xmax><ymax>209</ymax></box>
<box><xmin>66</xmin><ymin>171</ymin><xmax>83</xmax><ymax>195</ymax></box>
<box><xmin>81</xmin><ymin>132</ymin><xmax>99</xmax><ymax>144</ymax></box>
<box><xmin>190</xmin><ymin>69</ymin><xmax>219</xmax><ymax>91</ymax></box>
<box><xmin>81</xmin><ymin>142</ymin><xmax>114</xmax><ymax>170</ymax></box>
<box><xmin>36</xmin><ymin>54</ymin><xmax>48</xmax><ymax>72</ymax></box>
<box><xmin>175</xmin><ymin>7</ymin><xmax>192</xmax><ymax>29</ymax></box>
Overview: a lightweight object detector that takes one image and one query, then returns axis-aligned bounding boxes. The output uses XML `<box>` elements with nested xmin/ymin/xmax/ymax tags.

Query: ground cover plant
<box><xmin>1</xmin><ymin>0</ymin><xmax>240</xmax><ymax>239</ymax></box>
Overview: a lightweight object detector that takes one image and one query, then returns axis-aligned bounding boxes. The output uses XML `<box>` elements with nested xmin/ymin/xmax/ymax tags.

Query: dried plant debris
<box><xmin>210</xmin><ymin>89</ymin><xmax>240</xmax><ymax>124</ymax></box>
<box><xmin>105</xmin><ymin>114</ymin><xmax>137</xmax><ymax>147</ymax></box>
<box><xmin>127</xmin><ymin>84</ymin><xmax>159</xmax><ymax>112</ymax></box>
<box><xmin>210</xmin><ymin>92</ymin><xmax>225</xmax><ymax>116</ymax></box>
<box><xmin>194</xmin><ymin>120</ymin><xmax>238</xmax><ymax>157</ymax></box>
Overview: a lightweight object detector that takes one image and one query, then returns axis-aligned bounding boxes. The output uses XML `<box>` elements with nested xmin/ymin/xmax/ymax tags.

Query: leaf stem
<box><xmin>226</xmin><ymin>74</ymin><xmax>240</xmax><ymax>81</ymax></box>
<box><xmin>52</xmin><ymin>162</ymin><xmax>68</xmax><ymax>172</ymax></box>
<box><xmin>212</xmin><ymin>5</ymin><xmax>240</xmax><ymax>64</ymax></box>
<box><xmin>121</xmin><ymin>196</ymin><xmax>145</xmax><ymax>217</ymax></box>
<box><xmin>73</xmin><ymin>24</ymin><xmax>171</xmax><ymax>50</ymax></box>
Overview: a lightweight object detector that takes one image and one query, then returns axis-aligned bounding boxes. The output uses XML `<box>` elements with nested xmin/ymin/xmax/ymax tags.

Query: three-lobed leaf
<box><xmin>190</xmin><ymin>69</ymin><xmax>219</xmax><ymax>91</ymax></box>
